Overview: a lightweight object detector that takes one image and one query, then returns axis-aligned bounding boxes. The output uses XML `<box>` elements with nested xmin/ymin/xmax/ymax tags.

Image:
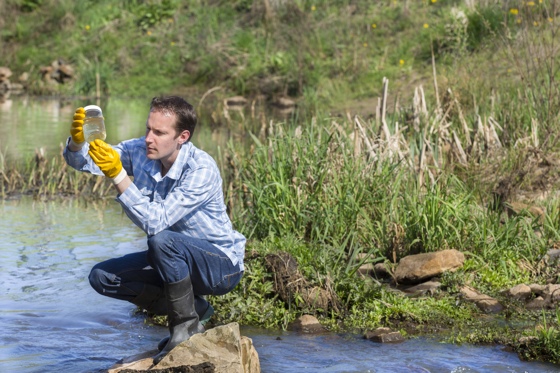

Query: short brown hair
<box><xmin>150</xmin><ymin>96</ymin><xmax>197</xmax><ymax>140</ymax></box>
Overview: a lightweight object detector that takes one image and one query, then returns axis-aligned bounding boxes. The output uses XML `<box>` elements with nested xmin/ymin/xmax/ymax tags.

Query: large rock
<box><xmin>108</xmin><ymin>322</ymin><xmax>260</xmax><ymax>373</ymax></box>
<box><xmin>394</xmin><ymin>249</ymin><xmax>465</xmax><ymax>284</ymax></box>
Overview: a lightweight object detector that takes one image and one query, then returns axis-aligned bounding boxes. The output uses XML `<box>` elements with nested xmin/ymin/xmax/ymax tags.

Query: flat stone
<box><xmin>529</xmin><ymin>284</ymin><xmax>546</xmax><ymax>295</ymax></box>
<box><xmin>402</xmin><ymin>281</ymin><xmax>441</xmax><ymax>297</ymax></box>
<box><xmin>460</xmin><ymin>286</ymin><xmax>503</xmax><ymax>313</ymax></box>
<box><xmin>506</xmin><ymin>284</ymin><xmax>532</xmax><ymax>300</ymax></box>
<box><xmin>364</xmin><ymin>327</ymin><xmax>405</xmax><ymax>343</ymax></box>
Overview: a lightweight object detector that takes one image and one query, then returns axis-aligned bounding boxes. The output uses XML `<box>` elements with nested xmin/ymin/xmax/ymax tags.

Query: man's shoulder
<box><xmin>187</xmin><ymin>143</ymin><xmax>218</xmax><ymax>168</ymax></box>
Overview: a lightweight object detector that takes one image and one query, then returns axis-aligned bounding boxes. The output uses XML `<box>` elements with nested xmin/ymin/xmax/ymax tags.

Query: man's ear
<box><xmin>178</xmin><ymin>130</ymin><xmax>190</xmax><ymax>144</ymax></box>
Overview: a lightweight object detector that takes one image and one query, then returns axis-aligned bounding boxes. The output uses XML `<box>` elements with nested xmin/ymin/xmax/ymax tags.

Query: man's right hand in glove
<box><xmin>69</xmin><ymin>107</ymin><xmax>86</xmax><ymax>150</ymax></box>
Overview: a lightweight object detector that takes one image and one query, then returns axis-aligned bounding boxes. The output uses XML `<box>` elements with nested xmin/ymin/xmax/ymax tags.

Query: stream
<box><xmin>1</xmin><ymin>98</ymin><xmax>560</xmax><ymax>372</ymax></box>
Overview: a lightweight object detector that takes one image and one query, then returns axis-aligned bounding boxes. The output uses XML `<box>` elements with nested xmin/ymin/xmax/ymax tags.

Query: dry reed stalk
<box><xmin>531</xmin><ymin>118</ymin><xmax>539</xmax><ymax>148</ymax></box>
<box><xmin>448</xmin><ymin>88</ymin><xmax>472</xmax><ymax>146</ymax></box>
<box><xmin>453</xmin><ymin>130</ymin><xmax>468</xmax><ymax>166</ymax></box>
<box><xmin>488</xmin><ymin>117</ymin><xmax>503</xmax><ymax>149</ymax></box>
<box><xmin>354</xmin><ymin>116</ymin><xmax>376</xmax><ymax>160</ymax></box>
<box><xmin>431</xmin><ymin>43</ymin><xmax>441</xmax><ymax>110</ymax></box>
<box><xmin>380</xmin><ymin>77</ymin><xmax>389</xmax><ymax>137</ymax></box>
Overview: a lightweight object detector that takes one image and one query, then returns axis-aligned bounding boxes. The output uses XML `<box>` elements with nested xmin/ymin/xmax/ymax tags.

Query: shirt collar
<box><xmin>143</xmin><ymin>142</ymin><xmax>193</xmax><ymax>181</ymax></box>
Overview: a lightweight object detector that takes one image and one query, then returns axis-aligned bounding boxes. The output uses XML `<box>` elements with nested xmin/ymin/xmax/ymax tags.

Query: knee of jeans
<box><xmin>88</xmin><ymin>268</ymin><xmax>106</xmax><ymax>295</ymax></box>
<box><xmin>147</xmin><ymin>231</ymin><xmax>173</xmax><ymax>262</ymax></box>
<box><xmin>147</xmin><ymin>231</ymin><xmax>173</xmax><ymax>251</ymax></box>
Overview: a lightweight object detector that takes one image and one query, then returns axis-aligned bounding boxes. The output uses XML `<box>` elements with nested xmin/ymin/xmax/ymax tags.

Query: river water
<box><xmin>1</xmin><ymin>98</ymin><xmax>560</xmax><ymax>372</ymax></box>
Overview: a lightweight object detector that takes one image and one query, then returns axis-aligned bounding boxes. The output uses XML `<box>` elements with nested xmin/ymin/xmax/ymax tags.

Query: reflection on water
<box><xmin>0</xmin><ymin>97</ymin><xmax>242</xmax><ymax>164</ymax></box>
<box><xmin>2</xmin><ymin>197</ymin><xmax>560</xmax><ymax>373</ymax></box>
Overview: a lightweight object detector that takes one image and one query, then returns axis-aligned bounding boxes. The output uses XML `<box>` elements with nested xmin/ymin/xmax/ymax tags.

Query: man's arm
<box><xmin>114</xmin><ymin>176</ymin><xmax>132</xmax><ymax>194</ymax></box>
<box><xmin>116</xmin><ymin>163</ymin><xmax>218</xmax><ymax>236</ymax></box>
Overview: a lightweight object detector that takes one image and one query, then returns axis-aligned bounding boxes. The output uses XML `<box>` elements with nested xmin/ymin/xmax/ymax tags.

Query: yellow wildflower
<box><xmin>399</xmin><ymin>59</ymin><xmax>405</xmax><ymax>66</ymax></box>
<box><xmin>527</xmin><ymin>1</ymin><xmax>535</xmax><ymax>5</ymax></box>
<box><xmin>311</xmin><ymin>5</ymin><xmax>316</xmax><ymax>11</ymax></box>
<box><xmin>431</xmin><ymin>0</ymin><xmax>437</xmax><ymax>3</ymax></box>
<box><xmin>371</xmin><ymin>23</ymin><xmax>377</xmax><ymax>29</ymax></box>
<box><xmin>423</xmin><ymin>23</ymin><xmax>429</xmax><ymax>28</ymax></box>
<box><xmin>85</xmin><ymin>25</ymin><xmax>90</xmax><ymax>30</ymax></box>
<box><xmin>363</xmin><ymin>43</ymin><xmax>368</xmax><ymax>47</ymax></box>
<box><xmin>534</xmin><ymin>21</ymin><xmax>539</xmax><ymax>26</ymax></box>
<box><xmin>510</xmin><ymin>8</ymin><xmax>519</xmax><ymax>15</ymax></box>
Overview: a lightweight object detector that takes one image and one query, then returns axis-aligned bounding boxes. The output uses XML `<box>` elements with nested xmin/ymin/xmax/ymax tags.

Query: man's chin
<box><xmin>146</xmin><ymin>152</ymin><xmax>157</xmax><ymax>160</ymax></box>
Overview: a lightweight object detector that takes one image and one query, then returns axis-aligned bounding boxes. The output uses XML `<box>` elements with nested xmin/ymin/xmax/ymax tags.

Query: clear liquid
<box><xmin>83</xmin><ymin>116</ymin><xmax>106</xmax><ymax>142</ymax></box>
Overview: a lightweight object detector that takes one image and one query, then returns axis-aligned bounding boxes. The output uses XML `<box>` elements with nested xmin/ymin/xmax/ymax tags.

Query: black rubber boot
<box><xmin>156</xmin><ymin>297</ymin><xmax>214</xmax><ymax>351</ymax></box>
<box><xmin>131</xmin><ymin>284</ymin><xmax>167</xmax><ymax>315</ymax></box>
<box><xmin>152</xmin><ymin>276</ymin><xmax>204</xmax><ymax>365</ymax></box>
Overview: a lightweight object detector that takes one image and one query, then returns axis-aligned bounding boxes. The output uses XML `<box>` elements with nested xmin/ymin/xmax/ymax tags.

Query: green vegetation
<box><xmin>3</xmin><ymin>0</ymin><xmax>560</xmax><ymax>365</ymax></box>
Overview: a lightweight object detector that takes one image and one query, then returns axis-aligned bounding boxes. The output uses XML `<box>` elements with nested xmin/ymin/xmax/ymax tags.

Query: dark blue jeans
<box><xmin>89</xmin><ymin>230</ymin><xmax>243</xmax><ymax>304</ymax></box>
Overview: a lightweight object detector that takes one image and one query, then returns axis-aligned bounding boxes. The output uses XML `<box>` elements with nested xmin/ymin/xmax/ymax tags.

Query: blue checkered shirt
<box><xmin>64</xmin><ymin>137</ymin><xmax>245</xmax><ymax>270</ymax></box>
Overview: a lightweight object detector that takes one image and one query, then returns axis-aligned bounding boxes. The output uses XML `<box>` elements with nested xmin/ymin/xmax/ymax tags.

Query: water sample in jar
<box><xmin>83</xmin><ymin>105</ymin><xmax>106</xmax><ymax>142</ymax></box>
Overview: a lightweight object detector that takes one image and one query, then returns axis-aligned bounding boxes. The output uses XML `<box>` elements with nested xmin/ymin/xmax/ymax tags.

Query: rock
<box><xmin>401</xmin><ymin>280</ymin><xmax>442</xmax><ymax>297</ymax></box>
<box><xmin>394</xmin><ymin>249</ymin><xmax>465</xmax><ymax>284</ymax></box>
<box><xmin>0</xmin><ymin>80</ymin><xmax>10</xmax><ymax>94</ymax></box>
<box><xmin>108</xmin><ymin>322</ymin><xmax>260</xmax><ymax>373</ymax></box>
<box><xmin>505</xmin><ymin>202</ymin><xmax>545</xmax><ymax>222</ymax></box>
<box><xmin>364</xmin><ymin>327</ymin><xmax>405</xmax><ymax>343</ymax></box>
<box><xmin>355</xmin><ymin>253</ymin><xmax>389</xmax><ymax>279</ymax></box>
<box><xmin>288</xmin><ymin>315</ymin><xmax>325</xmax><ymax>334</ymax></box>
<box><xmin>545</xmin><ymin>248</ymin><xmax>560</xmax><ymax>263</ymax></box>
<box><xmin>40</xmin><ymin>59</ymin><xmax>75</xmax><ymax>85</ymax></box>
<box><xmin>460</xmin><ymin>286</ymin><xmax>503</xmax><ymax>313</ymax></box>
<box><xmin>0</xmin><ymin>66</ymin><xmax>12</xmax><ymax>81</ymax></box>
<box><xmin>9</xmin><ymin>83</ymin><xmax>24</xmax><ymax>95</ymax></box>
<box><xmin>529</xmin><ymin>284</ymin><xmax>546</xmax><ymax>295</ymax></box>
<box><xmin>526</xmin><ymin>296</ymin><xmax>548</xmax><ymax>310</ymax></box>
<box><xmin>357</xmin><ymin>262</ymin><xmax>374</xmax><ymax>277</ymax></box>
<box><xmin>373</xmin><ymin>263</ymin><xmax>392</xmax><ymax>279</ymax></box>
<box><xmin>225</xmin><ymin>96</ymin><xmax>248</xmax><ymax>107</ymax></box>
<box><xmin>519</xmin><ymin>336</ymin><xmax>538</xmax><ymax>345</ymax></box>
<box><xmin>506</xmin><ymin>284</ymin><xmax>532</xmax><ymax>301</ymax></box>
<box><xmin>18</xmin><ymin>72</ymin><xmax>29</xmax><ymax>83</ymax></box>
<box><xmin>272</xmin><ymin>97</ymin><xmax>296</xmax><ymax>109</ymax></box>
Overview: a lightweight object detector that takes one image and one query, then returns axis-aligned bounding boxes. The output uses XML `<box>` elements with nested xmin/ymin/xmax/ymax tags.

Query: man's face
<box><xmin>145</xmin><ymin>110</ymin><xmax>190</xmax><ymax>166</ymax></box>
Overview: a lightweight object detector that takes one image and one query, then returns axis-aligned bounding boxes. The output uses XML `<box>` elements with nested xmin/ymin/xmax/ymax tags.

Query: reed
<box><xmin>0</xmin><ymin>145</ymin><xmax>112</xmax><ymax>199</ymax></box>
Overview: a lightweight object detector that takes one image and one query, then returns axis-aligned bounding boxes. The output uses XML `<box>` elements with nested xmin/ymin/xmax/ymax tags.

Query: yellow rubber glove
<box><xmin>70</xmin><ymin>107</ymin><xmax>85</xmax><ymax>147</ymax></box>
<box><xmin>88</xmin><ymin>139</ymin><xmax>126</xmax><ymax>183</ymax></box>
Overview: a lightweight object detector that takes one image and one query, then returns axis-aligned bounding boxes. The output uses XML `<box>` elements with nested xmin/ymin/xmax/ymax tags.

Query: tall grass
<box><xmin>222</xmin><ymin>76</ymin><xmax>550</xmax><ymax>292</ymax></box>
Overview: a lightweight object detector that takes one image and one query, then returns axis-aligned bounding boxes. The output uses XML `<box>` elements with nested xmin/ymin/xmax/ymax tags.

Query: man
<box><xmin>63</xmin><ymin>96</ymin><xmax>245</xmax><ymax>364</ymax></box>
